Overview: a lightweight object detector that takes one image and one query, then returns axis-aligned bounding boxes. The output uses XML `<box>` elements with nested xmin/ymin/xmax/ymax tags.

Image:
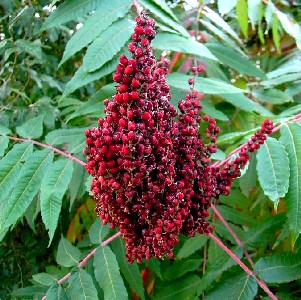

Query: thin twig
<box><xmin>7</xmin><ymin>136</ymin><xmax>86</xmax><ymax>167</ymax></box>
<box><xmin>211</xmin><ymin>203</ymin><xmax>255</xmax><ymax>268</ymax></box>
<box><xmin>41</xmin><ymin>231</ymin><xmax>122</xmax><ymax>300</ymax></box>
<box><xmin>208</xmin><ymin>233</ymin><xmax>278</xmax><ymax>300</ymax></box>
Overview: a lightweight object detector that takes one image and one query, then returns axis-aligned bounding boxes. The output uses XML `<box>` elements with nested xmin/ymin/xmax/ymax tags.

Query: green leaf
<box><xmin>45</xmin><ymin>128</ymin><xmax>86</xmax><ymax>145</ymax></box>
<box><xmin>0</xmin><ymin>149</ymin><xmax>53</xmax><ymax>240</ymax></box>
<box><xmin>41</xmin><ymin>159</ymin><xmax>74</xmax><ymax>244</ymax></box>
<box><xmin>89</xmin><ymin>218</ymin><xmax>110</xmax><ymax>244</ymax></box>
<box><xmin>256</xmin><ymin>137</ymin><xmax>290</xmax><ymax>209</ymax></box>
<box><xmin>151</xmin><ymin>0</ymin><xmax>179</xmax><ymax>22</ymax></box>
<box><xmin>82</xmin><ymin>18</ymin><xmax>131</xmax><ymax>73</ymax></box>
<box><xmin>153</xmin><ymin>274</ymin><xmax>202</xmax><ymax>300</ymax></box>
<box><xmin>280</xmin><ymin>123</ymin><xmax>301</xmax><ymax>245</ymax></box>
<box><xmin>0</xmin><ymin>125</ymin><xmax>11</xmax><ymax>135</ymax></box>
<box><xmin>32</xmin><ymin>273</ymin><xmax>57</xmax><ymax>286</ymax></box>
<box><xmin>0</xmin><ymin>143</ymin><xmax>33</xmax><ymax>213</ymax></box>
<box><xmin>248</xmin><ymin>0</ymin><xmax>261</xmax><ymax>29</ymax></box>
<box><xmin>111</xmin><ymin>237</ymin><xmax>145</xmax><ymax>300</ymax></box>
<box><xmin>60</xmin><ymin>0</ymin><xmax>132</xmax><ymax>66</ymax></box>
<box><xmin>253</xmin><ymin>88</ymin><xmax>293</xmax><ymax>104</ymax></box>
<box><xmin>46</xmin><ymin>283</ymin><xmax>69</xmax><ymax>300</ymax></box>
<box><xmin>217</xmin><ymin>205</ymin><xmax>256</xmax><ymax>225</ymax></box>
<box><xmin>0</xmin><ymin>136</ymin><xmax>9</xmax><ymax>157</ymax></box>
<box><xmin>267</xmin><ymin>60</ymin><xmax>301</xmax><ymax>79</ymax></box>
<box><xmin>255</xmin><ymin>250</ymin><xmax>301</xmax><ymax>283</ymax></box>
<box><xmin>16</xmin><ymin>115</ymin><xmax>44</xmax><ymax>139</ymax></box>
<box><xmin>275</xmin><ymin>9</ymin><xmax>301</xmax><ymax>50</ymax></box>
<box><xmin>163</xmin><ymin>258</ymin><xmax>203</xmax><ymax>281</ymax></box>
<box><xmin>201</xmin><ymin>101</ymin><xmax>229</xmax><ymax>121</ymax></box>
<box><xmin>244</xmin><ymin>213</ymin><xmax>285</xmax><ymax>248</ymax></box>
<box><xmin>207</xmin><ymin>43</ymin><xmax>266</xmax><ymax>79</ymax></box>
<box><xmin>56</xmin><ymin>235</ymin><xmax>81</xmax><ymax>267</ymax></box>
<box><xmin>15</xmin><ymin>39</ymin><xmax>43</xmax><ymax>60</ymax></box>
<box><xmin>138</xmin><ymin>0</ymin><xmax>189</xmax><ymax>37</ymax></box>
<box><xmin>272</xmin><ymin>13</ymin><xmax>281</xmax><ymax>53</ymax></box>
<box><xmin>152</xmin><ymin>33</ymin><xmax>217</xmax><ymax>60</ymax></box>
<box><xmin>94</xmin><ymin>245</ymin><xmax>128</xmax><ymax>300</ymax></box>
<box><xmin>62</xmin><ymin>54</ymin><xmax>118</xmax><ymax>97</ymax></box>
<box><xmin>67</xmin><ymin>84</ymin><xmax>115</xmax><ymax>122</ymax></box>
<box><xmin>68</xmin><ymin>268</ymin><xmax>98</xmax><ymax>300</ymax></box>
<box><xmin>40</xmin><ymin>0</ymin><xmax>103</xmax><ymax>31</ymax></box>
<box><xmin>261</xmin><ymin>72</ymin><xmax>301</xmax><ymax>86</ymax></box>
<box><xmin>11</xmin><ymin>286</ymin><xmax>45</xmax><ymax>298</ymax></box>
<box><xmin>202</xmin><ymin>6</ymin><xmax>241</xmax><ymax>43</ymax></box>
<box><xmin>236</xmin><ymin>0</ymin><xmax>249</xmax><ymax>38</ymax></box>
<box><xmin>206</xmin><ymin>273</ymin><xmax>258</xmax><ymax>300</ymax></box>
<box><xmin>218</xmin><ymin>0</ymin><xmax>237</xmax><ymax>15</ymax></box>
<box><xmin>220</xmin><ymin>93</ymin><xmax>273</xmax><ymax>115</ymax></box>
<box><xmin>177</xmin><ymin>234</ymin><xmax>208</xmax><ymax>259</ymax></box>
<box><xmin>167</xmin><ymin>73</ymin><xmax>244</xmax><ymax>94</ymax></box>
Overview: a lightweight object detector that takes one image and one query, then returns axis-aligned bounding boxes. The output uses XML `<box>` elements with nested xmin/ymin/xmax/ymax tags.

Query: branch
<box><xmin>41</xmin><ymin>231</ymin><xmax>121</xmax><ymax>300</ymax></box>
<box><xmin>7</xmin><ymin>136</ymin><xmax>86</xmax><ymax>167</ymax></box>
<box><xmin>212</xmin><ymin>114</ymin><xmax>301</xmax><ymax>168</ymax></box>
<box><xmin>208</xmin><ymin>233</ymin><xmax>278</xmax><ymax>300</ymax></box>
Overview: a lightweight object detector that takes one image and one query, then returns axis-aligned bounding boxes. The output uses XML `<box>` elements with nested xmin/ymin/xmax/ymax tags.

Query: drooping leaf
<box><xmin>56</xmin><ymin>235</ymin><xmax>81</xmax><ymax>267</ymax></box>
<box><xmin>89</xmin><ymin>218</ymin><xmax>110</xmax><ymax>244</ymax></box>
<box><xmin>40</xmin><ymin>0</ymin><xmax>103</xmax><ymax>31</ymax></box>
<box><xmin>177</xmin><ymin>234</ymin><xmax>208</xmax><ymax>259</ymax></box>
<box><xmin>152</xmin><ymin>33</ymin><xmax>217</xmax><ymax>60</ymax></box>
<box><xmin>261</xmin><ymin>72</ymin><xmax>301</xmax><ymax>86</ymax></box>
<box><xmin>202</xmin><ymin>6</ymin><xmax>241</xmax><ymax>43</ymax></box>
<box><xmin>200</xmin><ymin>100</ymin><xmax>229</xmax><ymax>121</ymax></box>
<box><xmin>256</xmin><ymin>137</ymin><xmax>290</xmax><ymax>209</ymax></box>
<box><xmin>151</xmin><ymin>0</ymin><xmax>179</xmax><ymax>22</ymax></box>
<box><xmin>111</xmin><ymin>237</ymin><xmax>145</xmax><ymax>300</ymax></box>
<box><xmin>46</xmin><ymin>283</ymin><xmax>69</xmax><ymax>300</ymax></box>
<box><xmin>272</xmin><ymin>13</ymin><xmax>281</xmax><ymax>53</ymax></box>
<box><xmin>253</xmin><ymin>88</ymin><xmax>293</xmax><ymax>104</ymax></box>
<box><xmin>218</xmin><ymin>0</ymin><xmax>237</xmax><ymax>15</ymax></box>
<box><xmin>255</xmin><ymin>250</ymin><xmax>301</xmax><ymax>283</ymax></box>
<box><xmin>207</xmin><ymin>43</ymin><xmax>266</xmax><ymax>78</ymax></box>
<box><xmin>94</xmin><ymin>245</ymin><xmax>128</xmax><ymax>300</ymax></box>
<box><xmin>32</xmin><ymin>273</ymin><xmax>57</xmax><ymax>286</ymax></box>
<box><xmin>60</xmin><ymin>0</ymin><xmax>132</xmax><ymax>66</ymax></box>
<box><xmin>167</xmin><ymin>73</ymin><xmax>244</xmax><ymax>94</ymax></box>
<box><xmin>266</xmin><ymin>60</ymin><xmax>301</xmax><ymax>79</ymax></box>
<box><xmin>163</xmin><ymin>258</ymin><xmax>203</xmax><ymax>281</ymax></box>
<box><xmin>138</xmin><ymin>0</ymin><xmax>189</xmax><ymax>37</ymax></box>
<box><xmin>41</xmin><ymin>159</ymin><xmax>74</xmax><ymax>244</ymax></box>
<box><xmin>68</xmin><ymin>268</ymin><xmax>98</xmax><ymax>300</ymax></box>
<box><xmin>0</xmin><ymin>136</ymin><xmax>9</xmax><ymax>157</ymax></box>
<box><xmin>152</xmin><ymin>274</ymin><xmax>202</xmax><ymax>300</ymax></box>
<box><xmin>0</xmin><ymin>149</ymin><xmax>53</xmax><ymax>240</ymax></box>
<box><xmin>275</xmin><ymin>9</ymin><xmax>301</xmax><ymax>50</ymax></box>
<box><xmin>236</xmin><ymin>0</ymin><xmax>249</xmax><ymax>38</ymax></box>
<box><xmin>247</xmin><ymin>0</ymin><xmax>261</xmax><ymax>29</ymax></box>
<box><xmin>206</xmin><ymin>272</ymin><xmax>258</xmax><ymax>300</ymax></box>
<box><xmin>16</xmin><ymin>115</ymin><xmax>44</xmax><ymax>139</ymax></box>
<box><xmin>280</xmin><ymin>123</ymin><xmax>301</xmax><ymax>245</ymax></box>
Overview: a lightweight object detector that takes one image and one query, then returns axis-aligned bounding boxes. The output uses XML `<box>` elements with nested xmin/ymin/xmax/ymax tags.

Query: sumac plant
<box><xmin>0</xmin><ymin>1</ymin><xmax>301</xmax><ymax>300</ymax></box>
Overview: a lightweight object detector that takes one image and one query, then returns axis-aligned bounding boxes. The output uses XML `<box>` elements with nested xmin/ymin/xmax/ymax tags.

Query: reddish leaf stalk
<box><xmin>7</xmin><ymin>136</ymin><xmax>86</xmax><ymax>167</ymax></box>
<box><xmin>41</xmin><ymin>231</ymin><xmax>121</xmax><ymax>300</ymax></box>
<box><xmin>208</xmin><ymin>233</ymin><xmax>278</xmax><ymax>300</ymax></box>
<box><xmin>211</xmin><ymin>203</ymin><xmax>255</xmax><ymax>268</ymax></box>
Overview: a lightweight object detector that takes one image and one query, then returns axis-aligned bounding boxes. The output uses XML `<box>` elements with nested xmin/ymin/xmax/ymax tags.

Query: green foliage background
<box><xmin>0</xmin><ymin>0</ymin><xmax>301</xmax><ymax>299</ymax></box>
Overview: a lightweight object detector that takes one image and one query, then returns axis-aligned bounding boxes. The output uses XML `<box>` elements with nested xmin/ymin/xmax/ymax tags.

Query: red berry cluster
<box><xmin>84</xmin><ymin>12</ymin><xmax>274</xmax><ymax>263</ymax></box>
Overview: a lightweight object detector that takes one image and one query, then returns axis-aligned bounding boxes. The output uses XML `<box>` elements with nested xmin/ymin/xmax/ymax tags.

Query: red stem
<box><xmin>41</xmin><ymin>231</ymin><xmax>122</xmax><ymax>300</ymax></box>
<box><xmin>208</xmin><ymin>233</ymin><xmax>279</xmax><ymax>300</ymax></box>
<box><xmin>211</xmin><ymin>203</ymin><xmax>255</xmax><ymax>268</ymax></box>
<box><xmin>7</xmin><ymin>136</ymin><xmax>86</xmax><ymax>167</ymax></box>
